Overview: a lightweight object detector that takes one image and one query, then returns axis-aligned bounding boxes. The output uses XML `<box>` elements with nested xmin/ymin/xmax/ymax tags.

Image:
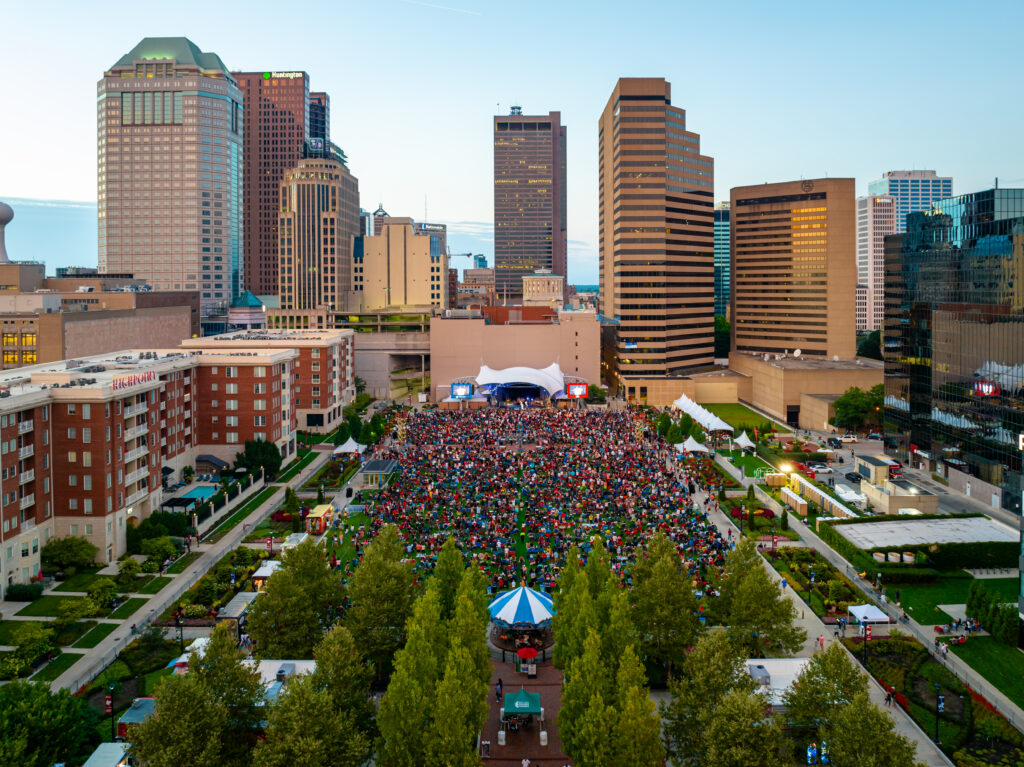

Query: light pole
<box><xmin>175</xmin><ymin>613</ymin><xmax>184</xmax><ymax>654</ymax></box>
<box><xmin>108</xmin><ymin>683</ymin><xmax>116</xmax><ymax>742</ymax></box>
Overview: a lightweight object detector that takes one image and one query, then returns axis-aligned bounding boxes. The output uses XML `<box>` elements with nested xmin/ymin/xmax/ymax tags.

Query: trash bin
<box><xmin>540</xmin><ymin>730</ymin><xmax>548</xmax><ymax>747</ymax></box>
<box><xmin>497</xmin><ymin>730</ymin><xmax>506</xmax><ymax>747</ymax></box>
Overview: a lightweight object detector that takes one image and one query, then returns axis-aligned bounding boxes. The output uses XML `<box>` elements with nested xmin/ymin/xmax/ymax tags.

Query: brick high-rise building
<box><xmin>277</xmin><ymin>156</ymin><xmax>360</xmax><ymax>312</ymax></box>
<box><xmin>598</xmin><ymin>78</ymin><xmax>715</xmax><ymax>391</ymax></box>
<box><xmin>730</xmin><ymin>178</ymin><xmax>856</xmax><ymax>358</ymax></box>
<box><xmin>235</xmin><ymin>70</ymin><xmax>311</xmax><ymax>297</ymax></box>
<box><xmin>97</xmin><ymin>38</ymin><xmax>244</xmax><ymax>317</ymax></box>
<box><xmin>493</xmin><ymin>108</ymin><xmax>567</xmax><ymax>301</ymax></box>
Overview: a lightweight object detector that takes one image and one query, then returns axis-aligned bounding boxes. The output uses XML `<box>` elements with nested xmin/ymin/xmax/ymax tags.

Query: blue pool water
<box><xmin>181</xmin><ymin>485</ymin><xmax>218</xmax><ymax>500</ymax></box>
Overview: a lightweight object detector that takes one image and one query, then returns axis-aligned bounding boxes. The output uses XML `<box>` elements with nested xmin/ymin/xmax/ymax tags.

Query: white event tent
<box><xmin>333</xmin><ymin>437</ymin><xmax>366</xmax><ymax>455</ymax></box>
<box><xmin>671</xmin><ymin>394</ymin><xmax>734</xmax><ymax>433</ymax></box>
<box><xmin>734</xmin><ymin>431</ymin><xmax>756</xmax><ymax>449</ymax></box>
<box><xmin>677</xmin><ymin>435</ymin><xmax>709</xmax><ymax>453</ymax></box>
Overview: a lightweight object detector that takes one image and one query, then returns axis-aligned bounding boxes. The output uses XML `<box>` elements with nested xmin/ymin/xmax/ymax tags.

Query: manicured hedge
<box><xmin>5</xmin><ymin>582</ymin><xmax>44</xmax><ymax>601</ymax></box>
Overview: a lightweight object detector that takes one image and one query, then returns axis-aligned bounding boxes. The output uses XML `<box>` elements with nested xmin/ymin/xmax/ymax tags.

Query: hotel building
<box><xmin>856</xmin><ymin>194</ymin><xmax>896</xmax><ymax>332</ymax></box>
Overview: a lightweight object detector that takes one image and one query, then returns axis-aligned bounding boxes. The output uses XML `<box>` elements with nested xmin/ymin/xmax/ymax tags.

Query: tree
<box><xmin>88</xmin><ymin>576</ymin><xmax>119</xmax><ymax>610</ymax></box>
<box><xmin>728</xmin><ymin>559</ymin><xmax>805</xmax><ymax>657</ymax></box>
<box><xmin>553</xmin><ymin>546</ymin><xmax>584</xmax><ymax>669</ymax></box>
<box><xmin>355</xmin><ymin>376</ymin><xmax>367</xmax><ymax>394</ymax></box>
<box><xmin>317</xmin><ymin>484</ymin><xmax>326</xmax><ymax>505</ymax></box>
<box><xmin>715</xmin><ymin>315</ymin><xmax>731</xmax><ymax>358</ymax></box>
<box><xmin>858</xmin><ymin>329</ymin><xmax>882</xmax><ymax>361</ymax></box>
<box><xmin>559</xmin><ymin>628</ymin><xmax>611</xmax><ymax>756</ymax></box>
<box><xmin>41</xmin><ymin>536</ymin><xmax>98</xmax><ymax>570</ymax></box>
<box><xmin>612</xmin><ymin>646</ymin><xmax>664</xmax><ymax>766</ymax></box>
<box><xmin>434</xmin><ymin>539</ymin><xmax>464</xmax><ymax>621</ymax></box>
<box><xmin>129</xmin><ymin>673</ymin><xmax>229</xmax><ymax>767</ymax></box>
<box><xmin>234</xmin><ymin>438</ymin><xmax>283</xmax><ymax>480</ymax></box>
<box><xmin>253</xmin><ymin>673</ymin><xmax>367</xmax><ymax>767</ymax></box>
<box><xmin>657</xmin><ymin>412</ymin><xmax>672</xmax><ymax>437</ymax></box>
<box><xmin>0</xmin><ymin>680</ymin><xmax>97</xmax><ymax>767</ymax></box>
<box><xmin>182</xmin><ymin>465</ymin><xmax>195</xmax><ymax>482</ymax></box>
<box><xmin>571</xmin><ymin>692</ymin><xmax>616</xmax><ymax>767</ymax></box>
<box><xmin>53</xmin><ymin>598</ymin><xmax>90</xmax><ymax>633</ymax></box>
<box><xmin>333</xmin><ymin>422</ymin><xmax>351</xmax><ymax>446</ymax></box>
<box><xmin>424</xmin><ymin>645</ymin><xmax>486</xmax><ymax>767</ymax></box>
<box><xmin>586</xmin><ymin>385</ymin><xmax>607</xmax><ymax>404</ymax></box>
<box><xmin>661</xmin><ymin>630</ymin><xmax>755</xmax><ymax>763</ymax></box>
<box><xmin>248</xmin><ymin>540</ymin><xmax>344</xmax><ymax>659</ymax></box>
<box><xmin>826</xmin><ymin>691</ymin><xmax>924</xmax><ymax>767</ymax></box>
<box><xmin>666</xmin><ymin>423</ymin><xmax>683</xmax><ymax>445</ymax></box>
<box><xmin>783</xmin><ymin>642</ymin><xmax>868</xmax><ymax>731</ymax></box>
<box><xmin>631</xmin><ymin>534</ymin><xmax>698</xmax><ymax>679</ymax></box>
<box><xmin>451</xmin><ymin>573</ymin><xmax>491</xmax><ymax>694</ymax></box>
<box><xmin>117</xmin><ymin>556</ymin><xmax>142</xmax><ymax>586</ymax></box>
<box><xmin>283</xmin><ymin>486</ymin><xmax>300</xmax><ymax>518</ymax></box>
<box><xmin>830</xmin><ymin>384</ymin><xmax>883</xmax><ymax>431</ymax></box>
<box><xmin>140</xmin><ymin>536</ymin><xmax>178</xmax><ymax>563</ymax></box>
<box><xmin>312</xmin><ymin>625</ymin><xmax>376</xmax><ymax>744</ymax></box>
<box><xmin>704</xmin><ymin>689</ymin><xmax>785</xmax><ymax>767</ymax></box>
<box><xmin>346</xmin><ymin>525</ymin><xmax>414</xmax><ymax>678</ymax></box>
<box><xmin>191</xmin><ymin>622</ymin><xmax>265</xmax><ymax>764</ymax></box>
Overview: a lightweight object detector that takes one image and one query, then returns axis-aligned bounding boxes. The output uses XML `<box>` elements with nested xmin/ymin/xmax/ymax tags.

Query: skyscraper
<box><xmin>868</xmin><ymin>170</ymin><xmax>953</xmax><ymax>232</ymax></box>
<box><xmin>97</xmin><ymin>38</ymin><xmax>244</xmax><ymax>317</ymax></box>
<box><xmin>885</xmin><ymin>187</ymin><xmax>1024</xmax><ymax>516</ymax></box>
<box><xmin>599</xmin><ymin>77</ymin><xmax>714</xmax><ymax>393</ymax></box>
<box><xmin>730</xmin><ymin>178</ymin><xmax>856</xmax><ymax>358</ymax></box>
<box><xmin>856</xmin><ymin>194</ymin><xmax>895</xmax><ymax>332</ymax></box>
<box><xmin>714</xmin><ymin>203</ymin><xmax>731</xmax><ymax>317</ymax></box>
<box><xmin>235</xmin><ymin>70</ymin><xmax>311</xmax><ymax>296</ymax></box>
<box><xmin>309</xmin><ymin>91</ymin><xmax>330</xmax><ymax>144</ymax></box>
<box><xmin>493</xmin><ymin>108</ymin><xmax>567</xmax><ymax>301</ymax></box>
<box><xmin>277</xmin><ymin>154</ymin><xmax>359</xmax><ymax>312</ymax></box>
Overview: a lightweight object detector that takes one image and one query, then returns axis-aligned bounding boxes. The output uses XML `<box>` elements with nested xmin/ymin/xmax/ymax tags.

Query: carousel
<box><xmin>488</xmin><ymin>585</ymin><xmax>555</xmax><ymax>664</ymax></box>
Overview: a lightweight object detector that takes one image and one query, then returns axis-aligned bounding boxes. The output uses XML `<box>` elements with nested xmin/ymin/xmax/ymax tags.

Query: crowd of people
<box><xmin>351</xmin><ymin>408</ymin><xmax>732</xmax><ymax>594</ymax></box>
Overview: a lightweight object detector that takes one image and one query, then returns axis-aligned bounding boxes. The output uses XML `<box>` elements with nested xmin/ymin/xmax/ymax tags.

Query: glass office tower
<box><xmin>869</xmin><ymin>170</ymin><xmax>953</xmax><ymax>233</ymax></box>
<box><xmin>884</xmin><ymin>188</ymin><xmax>1024</xmax><ymax>515</ymax></box>
<box><xmin>714</xmin><ymin>204</ymin><xmax>730</xmax><ymax>317</ymax></box>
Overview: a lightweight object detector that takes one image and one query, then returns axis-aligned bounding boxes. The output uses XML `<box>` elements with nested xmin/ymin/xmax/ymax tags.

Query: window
<box><xmin>67</xmin><ymin>451</ymin><xmax>77</xmax><ymax>463</ymax></box>
<box><xmin>69</xmin><ymin>498</ymin><xmax>78</xmax><ymax>510</ymax></box>
<box><xmin>67</xmin><ymin>427</ymin><xmax>77</xmax><ymax>439</ymax></box>
<box><xmin>211</xmin><ymin>383</ymin><xmax>219</xmax><ymax>391</ymax></box>
<box><xmin>82</xmin><ymin>428</ymin><xmax>91</xmax><ymax>444</ymax></box>
<box><xmin>69</xmin><ymin>475</ymin><xmax>77</xmax><ymax>486</ymax></box>
<box><xmin>226</xmin><ymin>432</ymin><xmax>239</xmax><ymax>443</ymax></box>
<box><xmin>225</xmin><ymin>383</ymin><xmax>238</xmax><ymax>394</ymax></box>
<box><xmin>225</xmin><ymin>416</ymin><xmax>238</xmax><ymax>427</ymax></box>
<box><xmin>82</xmin><ymin>452</ymin><xmax>92</xmax><ymax>467</ymax></box>
<box><xmin>83</xmin><ymin>475</ymin><xmax>92</xmax><ymax>490</ymax></box>
<box><xmin>82</xmin><ymin>403</ymin><xmax>90</xmax><ymax>418</ymax></box>
<box><xmin>254</xmin><ymin>415</ymin><xmax>266</xmax><ymax>426</ymax></box>
<box><xmin>226</xmin><ymin>400</ymin><xmax>238</xmax><ymax>411</ymax></box>
<box><xmin>254</xmin><ymin>366</ymin><xmax>266</xmax><ymax>377</ymax></box>
<box><xmin>225</xmin><ymin>366</ymin><xmax>237</xmax><ymax>378</ymax></box>
<box><xmin>254</xmin><ymin>399</ymin><xmax>266</xmax><ymax>411</ymax></box>
<box><xmin>85</xmin><ymin>525</ymin><xmax>93</xmax><ymax>536</ymax></box>
<box><xmin>67</xmin><ymin>404</ymin><xmax>76</xmax><ymax>415</ymax></box>
<box><xmin>83</xmin><ymin>499</ymin><xmax>93</xmax><ymax>515</ymax></box>
<box><xmin>70</xmin><ymin>524</ymin><xmax>78</xmax><ymax>535</ymax></box>
<box><xmin>254</xmin><ymin>383</ymin><xmax>266</xmax><ymax>394</ymax></box>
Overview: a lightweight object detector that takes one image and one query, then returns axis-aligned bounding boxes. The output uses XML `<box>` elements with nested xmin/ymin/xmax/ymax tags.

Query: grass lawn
<box><xmin>323</xmin><ymin>513</ymin><xmax>371</xmax><ymax>566</ymax></box>
<box><xmin>950</xmin><ymin>636</ymin><xmax>1024</xmax><ymax>710</ymax></box>
<box><xmin>899</xmin><ymin>577</ymin><xmax>1017</xmax><ymax>626</ymax></box>
<box><xmin>137</xmin><ymin>576</ymin><xmax>173</xmax><ymax>595</ymax></box>
<box><xmin>166</xmin><ymin>551</ymin><xmax>202</xmax><ymax>574</ymax></box>
<box><xmin>72</xmin><ymin>621</ymin><xmax>119</xmax><ymax>649</ymax></box>
<box><xmin>53</xmin><ymin>569</ymin><xmax>104</xmax><ymax>593</ymax></box>
<box><xmin>108</xmin><ymin>598</ymin><xmax>149</xmax><ymax>620</ymax></box>
<box><xmin>276</xmin><ymin>450</ymin><xmax>318</xmax><ymax>483</ymax></box>
<box><xmin>30</xmin><ymin>651</ymin><xmax>84</xmax><ymax>682</ymax></box>
<box><xmin>16</xmin><ymin>595</ymin><xmax>87</xmax><ymax>617</ymax></box>
<box><xmin>244</xmin><ymin>518</ymin><xmax>293</xmax><ymax>543</ymax></box>
<box><xmin>719</xmin><ymin>449</ymin><xmax>776</xmax><ymax>478</ymax></box>
<box><xmin>704</xmin><ymin>402</ymin><xmax>791</xmax><ymax>433</ymax></box>
<box><xmin>143</xmin><ymin>666</ymin><xmax>174</xmax><ymax>695</ymax></box>
<box><xmin>205</xmin><ymin>486</ymin><xmax>279</xmax><ymax>543</ymax></box>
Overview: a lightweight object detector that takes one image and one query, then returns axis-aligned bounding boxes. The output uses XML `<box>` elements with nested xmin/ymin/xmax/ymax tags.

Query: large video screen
<box><xmin>451</xmin><ymin>382</ymin><xmax>474</xmax><ymax>399</ymax></box>
<box><xmin>567</xmin><ymin>383</ymin><xmax>589</xmax><ymax>399</ymax></box>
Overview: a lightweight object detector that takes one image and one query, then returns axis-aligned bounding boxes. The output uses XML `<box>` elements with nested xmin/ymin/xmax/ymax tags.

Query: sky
<box><xmin>2</xmin><ymin>0</ymin><xmax>1024</xmax><ymax>283</ymax></box>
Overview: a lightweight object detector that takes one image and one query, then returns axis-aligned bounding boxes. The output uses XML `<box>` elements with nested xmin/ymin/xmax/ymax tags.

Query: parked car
<box><xmin>809</xmin><ymin>463</ymin><xmax>832</xmax><ymax>474</ymax></box>
<box><xmin>827</xmin><ymin>437</ymin><xmax>842</xmax><ymax>449</ymax></box>
<box><xmin>867</xmin><ymin>432</ymin><xmax>883</xmax><ymax>441</ymax></box>
<box><xmin>845</xmin><ymin>472</ymin><xmax>862</xmax><ymax>484</ymax></box>
<box><xmin>839</xmin><ymin>434</ymin><xmax>858</xmax><ymax>443</ymax></box>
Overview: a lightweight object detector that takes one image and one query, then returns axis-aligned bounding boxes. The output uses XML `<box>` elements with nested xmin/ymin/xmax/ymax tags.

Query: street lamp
<box><xmin>108</xmin><ymin>683</ymin><xmax>116</xmax><ymax>742</ymax></box>
<box><xmin>175</xmin><ymin>613</ymin><xmax>184</xmax><ymax>654</ymax></box>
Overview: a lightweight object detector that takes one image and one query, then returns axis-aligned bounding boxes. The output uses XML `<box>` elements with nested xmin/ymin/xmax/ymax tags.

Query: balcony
<box><xmin>18</xmin><ymin>469</ymin><xmax>34</xmax><ymax>485</ymax></box>
<box><xmin>17</xmin><ymin>420</ymin><xmax>33</xmax><ymax>434</ymax></box>
<box><xmin>160</xmin><ymin>437</ymin><xmax>167</xmax><ymax>447</ymax></box>
<box><xmin>18</xmin><ymin>444</ymin><xmax>33</xmax><ymax>460</ymax></box>
<box><xmin>124</xmin><ymin>446</ymin><xmax>148</xmax><ymax>463</ymax></box>
<box><xmin>126</xmin><ymin>488</ymin><xmax>149</xmax><ymax>506</ymax></box>
<box><xmin>126</xmin><ymin>466</ymin><xmax>149</xmax><ymax>484</ymax></box>
<box><xmin>160</xmin><ymin>419</ymin><xmax>167</xmax><ymax>429</ymax></box>
<box><xmin>19</xmin><ymin>494</ymin><xmax>34</xmax><ymax>510</ymax></box>
<box><xmin>124</xmin><ymin>424</ymin><xmax>148</xmax><ymax>440</ymax></box>
<box><xmin>124</xmin><ymin>403</ymin><xmax>148</xmax><ymax>418</ymax></box>
<box><xmin>160</xmin><ymin>400</ymin><xmax>167</xmax><ymax>410</ymax></box>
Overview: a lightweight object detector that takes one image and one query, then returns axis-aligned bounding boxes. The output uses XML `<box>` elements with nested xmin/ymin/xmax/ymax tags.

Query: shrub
<box><xmin>88</xmin><ymin>577</ymin><xmax>118</xmax><ymax>609</ymax></box>
<box><xmin>41</xmin><ymin>536</ymin><xmax>98</xmax><ymax>569</ymax></box>
<box><xmin>117</xmin><ymin>557</ymin><xmax>142</xmax><ymax>585</ymax></box>
<box><xmin>5</xmin><ymin>582</ymin><xmax>44</xmax><ymax>601</ymax></box>
<box><xmin>141</xmin><ymin>559</ymin><xmax>159</xmax><ymax>574</ymax></box>
<box><xmin>183</xmin><ymin>603</ymin><xmax>209</xmax><ymax>619</ymax></box>
<box><xmin>140</xmin><ymin>536</ymin><xmax>178</xmax><ymax>563</ymax></box>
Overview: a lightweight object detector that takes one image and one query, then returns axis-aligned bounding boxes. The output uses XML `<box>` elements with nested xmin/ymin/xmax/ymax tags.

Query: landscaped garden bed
<box><xmin>769</xmin><ymin>546</ymin><xmax>860</xmax><ymax>620</ymax></box>
<box><xmin>301</xmin><ymin>457</ymin><xmax>360</xmax><ymax>493</ymax></box>
<box><xmin>157</xmin><ymin>546</ymin><xmax>268</xmax><ymax>623</ymax></box>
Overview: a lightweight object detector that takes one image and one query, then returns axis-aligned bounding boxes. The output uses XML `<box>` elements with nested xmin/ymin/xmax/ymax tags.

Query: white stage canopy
<box><xmin>848</xmin><ymin>604</ymin><xmax>890</xmax><ymax>624</ymax></box>
<box><xmin>677</xmin><ymin>435</ymin><xmax>709</xmax><ymax>453</ymax></box>
<box><xmin>734</xmin><ymin>431</ymin><xmax>755</xmax><ymax>449</ymax></box>
<box><xmin>333</xmin><ymin>437</ymin><xmax>366</xmax><ymax>455</ymax></box>
<box><xmin>671</xmin><ymin>394</ymin><xmax>735</xmax><ymax>433</ymax></box>
<box><xmin>475</xmin><ymin>362</ymin><xmax>565</xmax><ymax>396</ymax></box>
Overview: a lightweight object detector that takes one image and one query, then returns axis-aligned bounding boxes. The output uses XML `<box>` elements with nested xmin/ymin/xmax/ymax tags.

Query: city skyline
<box><xmin>3</xmin><ymin>0</ymin><xmax>1024</xmax><ymax>286</ymax></box>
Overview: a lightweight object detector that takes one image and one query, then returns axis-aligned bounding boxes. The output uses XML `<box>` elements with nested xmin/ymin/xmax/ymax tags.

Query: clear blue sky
<box><xmin>3</xmin><ymin>0</ymin><xmax>1023</xmax><ymax>283</ymax></box>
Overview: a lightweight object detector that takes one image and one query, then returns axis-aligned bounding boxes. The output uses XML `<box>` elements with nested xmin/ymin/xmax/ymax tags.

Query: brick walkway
<box><xmin>483</xmin><ymin>658</ymin><xmax>571</xmax><ymax>766</ymax></box>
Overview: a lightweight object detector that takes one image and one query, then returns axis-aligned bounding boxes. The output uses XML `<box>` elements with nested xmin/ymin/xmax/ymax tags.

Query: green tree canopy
<box><xmin>0</xmin><ymin>680</ymin><xmax>97</xmax><ymax>767</ymax></box>
<box><xmin>559</xmin><ymin>628</ymin><xmax>612</xmax><ymax>756</ymax></box>
<box><xmin>612</xmin><ymin>646</ymin><xmax>664</xmax><ymax>766</ymax></box>
<box><xmin>41</xmin><ymin>536</ymin><xmax>98</xmax><ymax>570</ymax></box>
<box><xmin>434</xmin><ymin>537</ymin><xmax>465</xmax><ymax>621</ymax></box>
<box><xmin>858</xmin><ymin>329</ymin><xmax>882</xmax><ymax>360</ymax></box>
<box><xmin>129</xmin><ymin>672</ymin><xmax>230</xmax><ymax>767</ymax></box>
<box><xmin>248</xmin><ymin>540</ymin><xmax>344</xmax><ymax>659</ymax></box>
<box><xmin>704</xmin><ymin>688</ymin><xmax>785</xmax><ymax>767</ymax></box>
<box><xmin>311</xmin><ymin>625</ymin><xmax>376</xmax><ymax>741</ymax></box>
<box><xmin>234</xmin><ymin>438</ymin><xmax>284</xmax><ymax>480</ymax></box>
<box><xmin>783</xmin><ymin>642</ymin><xmax>868</xmax><ymax>730</ymax></box>
<box><xmin>826</xmin><ymin>691</ymin><xmax>924</xmax><ymax>767</ymax></box>
<box><xmin>830</xmin><ymin>384</ymin><xmax>884</xmax><ymax>431</ymax></box>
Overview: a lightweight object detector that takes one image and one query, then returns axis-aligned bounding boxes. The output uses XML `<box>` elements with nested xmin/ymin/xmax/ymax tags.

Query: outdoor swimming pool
<box><xmin>181</xmin><ymin>485</ymin><xmax>218</xmax><ymax>500</ymax></box>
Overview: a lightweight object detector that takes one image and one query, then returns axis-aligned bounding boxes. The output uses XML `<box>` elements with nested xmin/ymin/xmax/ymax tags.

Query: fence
<box><xmin>197</xmin><ymin>474</ymin><xmax>267</xmax><ymax>539</ymax></box>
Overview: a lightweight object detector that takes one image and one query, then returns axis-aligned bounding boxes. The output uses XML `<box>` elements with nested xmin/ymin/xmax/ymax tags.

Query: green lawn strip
<box><xmin>52</xmin><ymin>570</ymin><xmax>105</xmax><ymax>593</ymax></box>
<box><xmin>108</xmin><ymin>598</ymin><xmax>149</xmax><ymax>620</ymax></box>
<box><xmin>301</xmin><ymin>460</ymin><xmax>360</xmax><ymax>493</ymax></box>
<box><xmin>137</xmin><ymin>576</ymin><xmax>173</xmax><ymax>595</ymax></box>
<box><xmin>244</xmin><ymin>518</ymin><xmax>292</xmax><ymax>543</ymax></box>
<box><xmin>205</xmin><ymin>486</ymin><xmax>279</xmax><ymax>543</ymax></box>
<box><xmin>322</xmin><ymin>513</ymin><xmax>372</xmax><ymax>569</ymax></box>
<box><xmin>143</xmin><ymin>666</ymin><xmax>174</xmax><ymax>695</ymax></box>
<box><xmin>166</xmin><ymin>551</ymin><xmax>202</xmax><ymax>574</ymax></box>
<box><xmin>276</xmin><ymin>450</ymin><xmax>318</xmax><ymax>483</ymax></box>
<box><xmin>15</xmin><ymin>595</ymin><xmax>87</xmax><ymax>617</ymax></box>
<box><xmin>719</xmin><ymin>449</ymin><xmax>776</xmax><ymax>478</ymax></box>
<box><xmin>950</xmin><ymin>636</ymin><xmax>1024</xmax><ymax>711</ymax></box>
<box><xmin>30</xmin><ymin>651</ymin><xmax>84</xmax><ymax>682</ymax></box>
<box><xmin>72</xmin><ymin>621</ymin><xmax>119</xmax><ymax>649</ymax></box>
<box><xmin>703</xmin><ymin>402</ymin><xmax>791</xmax><ymax>433</ymax></box>
<box><xmin>899</xmin><ymin>577</ymin><xmax>1017</xmax><ymax>626</ymax></box>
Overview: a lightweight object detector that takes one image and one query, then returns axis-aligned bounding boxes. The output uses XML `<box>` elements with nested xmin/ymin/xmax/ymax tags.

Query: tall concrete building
<box><xmin>868</xmin><ymin>170</ymin><xmax>952</xmax><ymax>232</ymax></box>
<box><xmin>714</xmin><ymin>203</ymin><xmax>731</xmax><ymax>317</ymax></box>
<box><xmin>277</xmin><ymin>154</ymin><xmax>359</xmax><ymax>312</ymax></box>
<box><xmin>856</xmin><ymin>194</ymin><xmax>896</xmax><ymax>332</ymax></box>
<box><xmin>354</xmin><ymin>217</ymin><xmax>448</xmax><ymax>310</ymax></box>
<box><xmin>235</xmin><ymin>70</ymin><xmax>311</xmax><ymax>297</ymax></box>
<box><xmin>493</xmin><ymin>108</ymin><xmax>567</xmax><ymax>301</ymax></box>
<box><xmin>98</xmin><ymin>38</ymin><xmax>244</xmax><ymax>317</ymax></box>
<box><xmin>598</xmin><ymin>77</ymin><xmax>715</xmax><ymax>391</ymax></box>
<box><xmin>730</xmin><ymin>178</ymin><xmax>856</xmax><ymax>358</ymax></box>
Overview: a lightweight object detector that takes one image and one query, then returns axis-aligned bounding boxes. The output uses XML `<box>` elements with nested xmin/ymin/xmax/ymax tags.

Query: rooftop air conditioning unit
<box><xmin>748</xmin><ymin>664</ymin><xmax>771</xmax><ymax>687</ymax></box>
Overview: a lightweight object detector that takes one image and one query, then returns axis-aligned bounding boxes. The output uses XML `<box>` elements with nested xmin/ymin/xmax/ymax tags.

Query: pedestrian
<box><xmin>833</xmin><ymin>625</ymin><xmax>840</xmax><ymax>641</ymax></box>
<box><xmin>496</xmin><ymin>678</ymin><xmax>503</xmax><ymax>703</ymax></box>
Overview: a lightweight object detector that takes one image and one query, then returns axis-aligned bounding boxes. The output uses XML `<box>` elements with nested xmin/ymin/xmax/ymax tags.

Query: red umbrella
<box><xmin>517</xmin><ymin>647</ymin><xmax>538</xmax><ymax>660</ymax></box>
